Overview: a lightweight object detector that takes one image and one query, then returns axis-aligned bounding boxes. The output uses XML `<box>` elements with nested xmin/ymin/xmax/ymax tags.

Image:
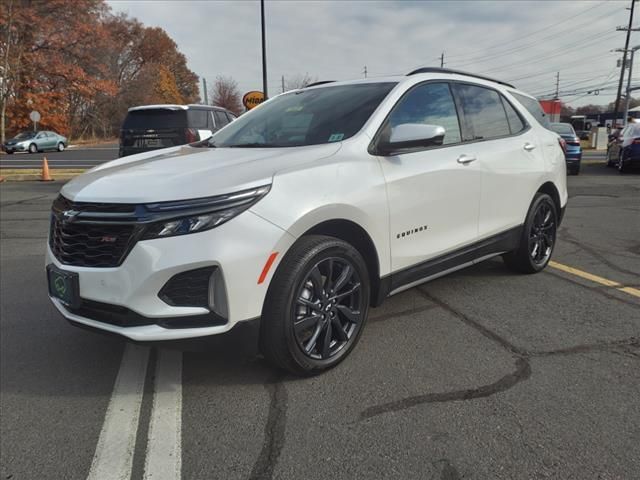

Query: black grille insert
<box><xmin>159</xmin><ymin>267</ymin><xmax>215</xmax><ymax>308</ymax></box>
<box><xmin>49</xmin><ymin>195</ymin><xmax>140</xmax><ymax>268</ymax></box>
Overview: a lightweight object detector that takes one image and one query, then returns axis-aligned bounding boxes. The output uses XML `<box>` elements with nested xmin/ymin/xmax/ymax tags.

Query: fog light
<box><xmin>208</xmin><ymin>268</ymin><xmax>228</xmax><ymax>319</ymax></box>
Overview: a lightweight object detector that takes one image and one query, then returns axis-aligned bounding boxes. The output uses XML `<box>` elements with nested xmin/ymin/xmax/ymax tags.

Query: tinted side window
<box><xmin>511</xmin><ymin>92</ymin><xmax>550</xmax><ymax>128</ymax></box>
<box><xmin>226</xmin><ymin>112</ymin><xmax>236</xmax><ymax>122</ymax></box>
<box><xmin>187</xmin><ymin>109</ymin><xmax>208</xmax><ymax>128</ymax></box>
<box><xmin>502</xmin><ymin>98</ymin><xmax>525</xmax><ymax>134</ymax></box>
<box><xmin>214</xmin><ymin>111</ymin><xmax>228</xmax><ymax>127</ymax></box>
<box><xmin>206</xmin><ymin>112</ymin><xmax>215</xmax><ymax>130</ymax></box>
<box><xmin>388</xmin><ymin>82</ymin><xmax>461</xmax><ymax>145</ymax></box>
<box><xmin>455</xmin><ymin>84</ymin><xmax>511</xmax><ymax>140</ymax></box>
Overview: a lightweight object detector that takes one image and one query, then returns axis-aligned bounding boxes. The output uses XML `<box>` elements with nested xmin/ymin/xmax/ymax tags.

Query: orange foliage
<box><xmin>0</xmin><ymin>0</ymin><xmax>199</xmax><ymax>141</ymax></box>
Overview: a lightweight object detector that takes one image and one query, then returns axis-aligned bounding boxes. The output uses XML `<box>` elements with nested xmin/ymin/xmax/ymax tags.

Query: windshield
<box><xmin>550</xmin><ymin>123</ymin><xmax>575</xmax><ymax>135</ymax></box>
<box><xmin>14</xmin><ymin>132</ymin><xmax>36</xmax><ymax>140</ymax></box>
<box><xmin>211</xmin><ymin>83</ymin><xmax>396</xmax><ymax>148</ymax></box>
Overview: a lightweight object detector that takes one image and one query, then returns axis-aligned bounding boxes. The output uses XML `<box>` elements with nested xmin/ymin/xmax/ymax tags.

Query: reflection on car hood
<box><xmin>61</xmin><ymin>143</ymin><xmax>342</xmax><ymax>203</ymax></box>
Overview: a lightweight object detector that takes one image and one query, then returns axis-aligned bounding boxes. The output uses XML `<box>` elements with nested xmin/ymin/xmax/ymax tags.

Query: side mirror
<box><xmin>377</xmin><ymin>123</ymin><xmax>446</xmax><ymax>155</ymax></box>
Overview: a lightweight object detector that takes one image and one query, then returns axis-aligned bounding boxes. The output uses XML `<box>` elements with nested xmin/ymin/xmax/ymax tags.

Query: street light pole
<box><xmin>261</xmin><ymin>0</ymin><xmax>268</xmax><ymax>100</ymax></box>
<box><xmin>613</xmin><ymin>0</ymin><xmax>637</xmax><ymax>127</ymax></box>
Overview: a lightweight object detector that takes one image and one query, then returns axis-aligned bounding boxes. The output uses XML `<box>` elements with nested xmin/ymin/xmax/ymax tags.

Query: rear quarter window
<box><xmin>510</xmin><ymin>92</ymin><xmax>550</xmax><ymax>128</ymax></box>
<box><xmin>187</xmin><ymin>110</ymin><xmax>209</xmax><ymax>129</ymax></box>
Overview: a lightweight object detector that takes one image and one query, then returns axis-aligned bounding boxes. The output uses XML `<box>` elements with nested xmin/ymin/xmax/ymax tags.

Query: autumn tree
<box><xmin>0</xmin><ymin>1</ymin><xmax>199</xmax><ymax>141</ymax></box>
<box><xmin>209</xmin><ymin>76</ymin><xmax>242</xmax><ymax>115</ymax></box>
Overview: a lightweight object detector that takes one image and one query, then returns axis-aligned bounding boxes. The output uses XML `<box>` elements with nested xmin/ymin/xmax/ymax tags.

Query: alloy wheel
<box><xmin>529</xmin><ymin>200</ymin><xmax>555</xmax><ymax>266</ymax></box>
<box><xmin>292</xmin><ymin>257</ymin><xmax>363</xmax><ymax>360</ymax></box>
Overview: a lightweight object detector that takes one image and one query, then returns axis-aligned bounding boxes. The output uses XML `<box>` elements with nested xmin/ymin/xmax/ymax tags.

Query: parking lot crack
<box><xmin>360</xmin><ymin>357</ymin><xmax>531</xmax><ymax>420</ymax></box>
<box><xmin>249</xmin><ymin>371</ymin><xmax>288</xmax><ymax>480</ymax></box>
<box><xmin>529</xmin><ymin>337</ymin><xmax>640</xmax><ymax>358</ymax></box>
<box><xmin>416</xmin><ymin>288</ymin><xmax>529</xmax><ymax>357</ymax></box>
<box><xmin>559</xmin><ymin>227</ymin><xmax>640</xmax><ymax>279</ymax></box>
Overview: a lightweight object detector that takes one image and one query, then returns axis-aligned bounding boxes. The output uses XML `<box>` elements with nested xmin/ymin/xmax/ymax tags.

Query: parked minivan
<box><xmin>118</xmin><ymin>104</ymin><xmax>236</xmax><ymax>157</ymax></box>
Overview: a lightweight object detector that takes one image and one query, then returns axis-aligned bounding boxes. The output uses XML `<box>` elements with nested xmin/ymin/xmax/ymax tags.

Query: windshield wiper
<box><xmin>227</xmin><ymin>142</ymin><xmax>280</xmax><ymax>148</ymax></box>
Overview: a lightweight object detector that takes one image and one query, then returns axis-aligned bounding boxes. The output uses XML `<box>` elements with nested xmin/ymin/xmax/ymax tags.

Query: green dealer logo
<box><xmin>54</xmin><ymin>276</ymin><xmax>66</xmax><ymax>296</ymax></box>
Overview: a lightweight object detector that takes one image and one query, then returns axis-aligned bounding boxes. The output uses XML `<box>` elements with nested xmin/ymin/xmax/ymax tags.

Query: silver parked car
<box><xmin>2</xmin><ymin>131</ymin><xmax>68</xmax><ymax>154</ymax></box>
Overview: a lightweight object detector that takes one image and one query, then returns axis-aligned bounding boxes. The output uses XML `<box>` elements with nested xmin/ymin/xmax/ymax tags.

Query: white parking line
<box><xmin>144</xmin><ymin>349</ymin><xmax>183</xmax><ymax>480</ymax></box>
<box><xmin>88</xmin><ymin>344</ymin><xmax>150</xmax><ymax>480</ymax></box>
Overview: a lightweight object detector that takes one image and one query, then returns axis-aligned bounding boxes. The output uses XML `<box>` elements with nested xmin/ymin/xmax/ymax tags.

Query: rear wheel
<box><xmin>503</xmin><ymin>193</ymin><xmax>557</xmax><ymax>274</ymax></box>
<box><xmin>260</xmin><ymin>235</ymin><xmax>370</xmax><ymax>375</ymax></box>
<box><xmin>6</xmin><ymin>151</ymin><xmax>13</xmax><ymax>154</ymax></box>
<box><xmin>28</xmin><ymin>143</ymin><xmax>37</xmax><ymax>154</ymax></box>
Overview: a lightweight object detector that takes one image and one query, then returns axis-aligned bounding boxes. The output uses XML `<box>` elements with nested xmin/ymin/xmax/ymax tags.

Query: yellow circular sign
<box><xmin>242</xmin><ymin>91</ymin><xmax>265</xmax><ymax>110</ymax></box>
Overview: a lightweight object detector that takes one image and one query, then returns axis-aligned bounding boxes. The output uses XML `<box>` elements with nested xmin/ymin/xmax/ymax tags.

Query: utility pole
<box><xmin>363</xmin><ymin>66</ymin><xmax>367</xmax><ymax>78</ymax></box>
<box><xmin>623</xmin><ymin>45</ymin><xmax>640</xmax><ymax>124</ymax></box>
<box><xmin>554</xmin><ymin>71</ymin><xmax>560</xmax><ymax>99</ymax></box>
<box><xmin>281</xmin><ymin>75</ymin><xmax>285</xmax><ymax>93</ymax></box>
<box><xmin>613</xmin><ymin>0</ymin><xmax>637</xmax><ymax>127</ymax></box>
<box><xmin>440</xmin><ymin>52</ymin><xmax>445</xmax><ymax>68</ymax></box>
<box><xmin>202</xmin><ymin>77</ymin><xmax>208</xmax><ymax>105</ymax></box>
<box><xmin>260</xmin><ymin>0</ymin><xmax>268</xmax><ymax>99</ymax></box>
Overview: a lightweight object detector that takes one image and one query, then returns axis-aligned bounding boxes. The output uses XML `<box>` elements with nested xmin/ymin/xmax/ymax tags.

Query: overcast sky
<box><xmin>107</xmin><ymin>0</ymin><xmax>635</xmax><ymax>107</ymax></box>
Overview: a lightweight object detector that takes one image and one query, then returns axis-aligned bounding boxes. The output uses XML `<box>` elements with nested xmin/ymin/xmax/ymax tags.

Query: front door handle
<box><xmin>457</xmin><ymin>154</ymin><xmax>477</xmax><ymax>165</ymax></box>
<box><xmin>523</xmin><ymin>142</ymin><xmax>536</xmax><ymax>151</ymax></box>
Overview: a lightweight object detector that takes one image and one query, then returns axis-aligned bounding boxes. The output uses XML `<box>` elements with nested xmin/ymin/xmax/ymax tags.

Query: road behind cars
<box><xmin>0</xmin><ymin>143</ymin><xmax>119</xmax><ymax>169</ymax></box>
<box><xmin>1</xmin><ymin>163</ymin><xmax>638</xmax><ymax>479</ymax></box>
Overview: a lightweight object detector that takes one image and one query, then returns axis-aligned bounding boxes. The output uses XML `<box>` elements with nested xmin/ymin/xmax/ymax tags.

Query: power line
<box><xmin>477</xmin><ymin>30</ymin><xmax>619</xmax><ymax>76</ymax></box>
<box><xmin>445</xmin><ymin>0</ymin><xmax>611</xmax><ymax>62</ymax></box>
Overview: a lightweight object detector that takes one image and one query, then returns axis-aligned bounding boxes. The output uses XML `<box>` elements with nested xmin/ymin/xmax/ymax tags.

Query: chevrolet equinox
<box><xmin>47</xmin><ymin>68</ymin><xmax>568</xmax><ymax>375</ymax></box>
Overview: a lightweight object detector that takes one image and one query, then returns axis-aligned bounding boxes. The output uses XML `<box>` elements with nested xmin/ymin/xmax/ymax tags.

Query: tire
<box><xmin>503</xmin><ymin>192</ymin><xmax>558</xmax><ymax>274</ymax></box>
<box><xmin>569</xmin><ymin>165</ymin><xmax>580</xmax><ymax>175</ymax></box>
<box><xmin>259</xmin><ymin>235</ymin><xmax>370</xmax><ymax>375</ymax></box>
<box><xmin>28</xmin><ymin>143</ymin><xmax>37</xmax><ymax>153</ymax></box>
<box><xmin>57</xmin><ymin>142</ymin><xmax>65</xmax><ymax>152</ymax></box>
<box><xmin>6</xmin><ymin>151</ymin><xmax>13</xmax><ymax>155</ymax></box>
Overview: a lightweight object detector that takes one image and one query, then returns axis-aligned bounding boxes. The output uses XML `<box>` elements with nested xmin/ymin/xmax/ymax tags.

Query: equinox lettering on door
<box><xmin>396</xmin><ymin>225</ymin><xmax>429</xmax><ymax>239</ymax></box>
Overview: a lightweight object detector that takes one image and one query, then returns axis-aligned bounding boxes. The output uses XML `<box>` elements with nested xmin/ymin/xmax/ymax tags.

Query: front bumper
<box><xmin>2</xmin><ymin>144</ymin><xmax>26</xmax><ymax>152</ymax></box>
<box><xmin>46</xmin><ymin>210</ymin><xmax>295</xmax><ymax>341</ymax></box>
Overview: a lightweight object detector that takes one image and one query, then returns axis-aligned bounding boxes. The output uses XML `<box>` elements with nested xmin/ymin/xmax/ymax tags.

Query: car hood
<box><xmin>61</xmin><ymin>143</ymin><xmax>342</xmax><ymax>203</ymax></box>
<box><xmin>6</xmin><ymin>138</ymin><xmax>30</xmax><ymax>145</ymax></box>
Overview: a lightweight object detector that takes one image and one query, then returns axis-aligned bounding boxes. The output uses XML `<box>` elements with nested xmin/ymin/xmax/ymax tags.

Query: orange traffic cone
<box><xmin>41</xmin><ymin>156</ymin><xmax>53</xmax><ymax>181</ymax></box>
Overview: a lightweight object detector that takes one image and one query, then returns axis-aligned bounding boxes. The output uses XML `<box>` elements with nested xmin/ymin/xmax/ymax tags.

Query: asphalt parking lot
<box><xmin>1</xmin><ymin>160</ymin><xmax>638</xmax><ymax>480</ymax></box>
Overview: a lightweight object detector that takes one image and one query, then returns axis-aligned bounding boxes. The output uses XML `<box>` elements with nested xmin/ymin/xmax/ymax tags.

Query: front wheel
<box><xmin>503</xmin><ymin>193</ymin><xmax>558</xmax><ymax>274</ymax></box>
<box><xmin>260</xmin><ymin>235</ymin><xmax>370</xmax><ymax>375</ymax></box>
<box><xmin>28</xmin><ymin>143</ymin><xmax>37</xmax><ymax>154</ymax></box>
<box><xmin>57</xmin><ymin>142</ymin><xmax>65</xmax><ymax>152</ymax></box>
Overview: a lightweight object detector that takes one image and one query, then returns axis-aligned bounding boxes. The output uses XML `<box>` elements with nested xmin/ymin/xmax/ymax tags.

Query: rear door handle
<box><xmin>457</xmin><ymin>154</ymin><xmax>477</xmax><ymax>165</ymax></box>
<box><xmin>523</xmin><ymin>142</ymin><xmax>536</xmax><ymax>151</ymax></box>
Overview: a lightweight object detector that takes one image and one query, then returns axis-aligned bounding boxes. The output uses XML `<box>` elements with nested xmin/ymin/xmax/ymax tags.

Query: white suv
<box><xmin>46</xmin><ymin>68</ymin><xmax>567</xmax><ymax>375</ymax></box>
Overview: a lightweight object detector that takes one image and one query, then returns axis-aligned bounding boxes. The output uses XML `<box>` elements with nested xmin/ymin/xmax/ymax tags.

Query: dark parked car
<box><xmin>606</xmin><ymin>122</ymin><xmax>640</xmax><ymax>173</ymax></box>
<box><xmin>119</xmin><ymin>104</ymin><xmax>236</xmax><ymax>157</ymax></box>
<box><xmin>549</xmin><ymin>122</ymin><xmax>581</xmax><ymax>175</ymax></box>
<box><xmin>2</xmin><ymin>130</ymin><xmax>67</xmax><ymax>154</ymax></box>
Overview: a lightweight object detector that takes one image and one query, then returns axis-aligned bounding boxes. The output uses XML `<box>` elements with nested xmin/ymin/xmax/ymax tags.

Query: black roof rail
<box><xmin>406</xmin><ymin>67</ymin><xmax>515</xmax><ymax>89</ymax></box>
<box><xmin>304</xmin><ymin>80</ymin><xmax>336</xmax><ymax>88</ymax></box>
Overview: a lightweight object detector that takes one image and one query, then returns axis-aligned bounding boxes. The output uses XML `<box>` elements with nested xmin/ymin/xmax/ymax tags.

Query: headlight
<box><xmin>141</xmin><ymin>185</ymin><xmax>270</xmax><ymax>240</ymax></box>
